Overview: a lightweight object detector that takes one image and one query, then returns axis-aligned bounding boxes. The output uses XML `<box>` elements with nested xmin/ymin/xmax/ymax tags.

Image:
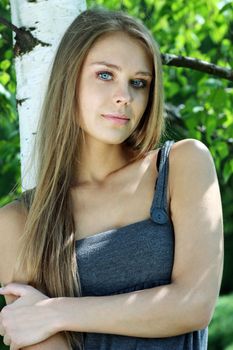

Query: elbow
<box><xmin>188</xmin><ymin>295</ymin><xmax>215</xmax><ymax>331</ymax></box>
<box><xmin>198</xmin><ymin>298</ymin><xmax>215</xmax><ymax>329</ymax></box>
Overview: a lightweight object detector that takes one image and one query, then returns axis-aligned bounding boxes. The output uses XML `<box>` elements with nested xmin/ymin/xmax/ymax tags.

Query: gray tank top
<box><xmin>75</xmin><ymin>140</ymin><xmax>208</xmax><ymax>350</ymax></box>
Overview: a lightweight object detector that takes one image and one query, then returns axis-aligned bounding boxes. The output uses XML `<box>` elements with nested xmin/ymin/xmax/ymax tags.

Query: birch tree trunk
<box><xmin>10</xmin><ymin>0</ymin><xmax>86</xmax><ymax>190</ymax></box>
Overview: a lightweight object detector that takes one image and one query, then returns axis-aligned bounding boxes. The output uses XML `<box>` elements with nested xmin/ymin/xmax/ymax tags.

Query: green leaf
<box><xmin>0</xmin><ymin>59</ymin><xmax>10</xmax><ymax>71</ymax></box>
<box><xmin>226</xmin><ymin>344</ymin><xmax>233</xmax><ymax>350</ymax></box>
<box><xmin>223</xmin><ymin>160</ymin><xmax>233</xmax><ymax>184</ymax></box>
<box><xmin>0</xmin><ymin>72</ymin><xmax>10</xmax><ymax>86</ymax></box>
<box><xmin>215</xmin><ymin>141</ymin><xmax>229</xmax><ymax>160</ymax></box>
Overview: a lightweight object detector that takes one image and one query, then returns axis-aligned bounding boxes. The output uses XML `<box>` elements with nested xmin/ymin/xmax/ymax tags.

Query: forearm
<box><xmin>55</xmin><ymin>282</ymin><xmax>210</xmax><ymax>338</ymax></box>
<box><xmin>22</xmin><ymin>332</ymin><xmax>71</xmax><ymax>350</ymax></box>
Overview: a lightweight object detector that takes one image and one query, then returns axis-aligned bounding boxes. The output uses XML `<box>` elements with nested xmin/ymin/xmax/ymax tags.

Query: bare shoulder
<box><xmin>0</xmin><ymin>200</ymin><xmax>27</xmax><ymax>241</ymax></box>
<box><xmin>0</xmin><ymin>199</ymin><xmax>27</xmax><ymax>221</ymax></box>
<box><xmin>167</xmin><ymin>139</ymin><xmax>222</xmax><ymax>232</ymax></box>
<box><xmin>169</xmin><ymin>138</ymin><xmax>213</xmax><ymax>165</ymax></box>
<box><xmin>168</xmin><ymin>138</ymin><xmax>216</xmax><ymax>194</ymax></box>
<box><xmin>0</xmin><ymin>200</ymin><xmax>28</xmax><ymax>286</ymax></box>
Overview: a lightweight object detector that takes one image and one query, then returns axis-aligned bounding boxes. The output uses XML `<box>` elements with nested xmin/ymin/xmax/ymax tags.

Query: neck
<box><xmin>72</xmin><ymin>137</ymin><xmax>134</xmax><ymax>187</ymax></box>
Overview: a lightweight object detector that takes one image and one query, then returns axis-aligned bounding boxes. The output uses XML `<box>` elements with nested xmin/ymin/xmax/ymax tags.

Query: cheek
<box><xmin>84</xmin><ymin>81</ymin><xmax>111</xmax><ymax>105</ymax></box>
<box><xmin>78</xmin><ymin>83</ymin><xmax>98</xmax><ymax>110</ymax></box>
<box><xmin>134</xmin><ymin>90</ymin><xmax>150</xmax><ymax>115</ymax></box>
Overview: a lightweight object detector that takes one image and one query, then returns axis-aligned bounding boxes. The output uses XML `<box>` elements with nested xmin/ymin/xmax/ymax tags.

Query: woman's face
<box><xmin>77</xmin><ymin>31</ymin><xmax>153</xmax><ymax>145</ymax></box>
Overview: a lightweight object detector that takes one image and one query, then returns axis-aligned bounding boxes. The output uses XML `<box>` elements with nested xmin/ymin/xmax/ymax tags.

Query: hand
<box><xmin>0</xmin><ymin>283</ymin><xmax>59</xmax><ymax>350</ymax></box>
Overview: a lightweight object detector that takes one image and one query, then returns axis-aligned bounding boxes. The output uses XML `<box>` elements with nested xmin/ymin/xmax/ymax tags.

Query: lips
<box><xmin>102</xmin><ymin>114</ymin><xmax>130</xmax><ymax>120</ymax></box>
<box><xmin>101</xmin><ymin>113</ymin><xmax>130</xmax><ymax>125</ymax></box>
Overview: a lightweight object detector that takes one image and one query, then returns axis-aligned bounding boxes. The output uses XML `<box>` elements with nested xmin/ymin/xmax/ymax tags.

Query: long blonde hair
<box><xmin>15</xmin><ymin>7</ymin><xmax>165</xmax><ymax>349</ymax></box>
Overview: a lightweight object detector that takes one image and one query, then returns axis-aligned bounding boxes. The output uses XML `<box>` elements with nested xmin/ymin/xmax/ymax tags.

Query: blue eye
<box><xmin>131</xmin><ymin>79</ymin><xmax>147</xmax><ymax>89</ymax></box>
<box><xmin>97</xmin><ymin>71</ymin><xmax>113</xmax><ymax>81</ymax></box>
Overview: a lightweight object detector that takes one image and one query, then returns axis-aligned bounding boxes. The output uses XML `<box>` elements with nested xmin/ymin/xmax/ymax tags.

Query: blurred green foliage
<box><xmin>209</xmin><ymin>293</ymin><xmax>233</xmax><ymax>350</ymax></box>
<box><xmin>0</xmin><ymin>0</ymin><xmax>233</xmax><ymax>349</ymax></box>
<box><xmin>0</xmin><ymin>0</ymin><xmax>21</xmax><ymax>207</ymax></box>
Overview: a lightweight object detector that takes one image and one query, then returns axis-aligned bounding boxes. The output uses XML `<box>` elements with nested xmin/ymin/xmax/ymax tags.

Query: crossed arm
<box><xmin>0</xmin><ymin>139</ymin><xmax>224</xmax><ymax>350</ymax></box>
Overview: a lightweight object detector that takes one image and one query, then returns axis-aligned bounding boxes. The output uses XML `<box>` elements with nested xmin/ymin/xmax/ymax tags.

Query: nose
<box><xmin>113</xmin><ymin>83</ymin><xmax>133</xmax><ymax>105</ymax></box>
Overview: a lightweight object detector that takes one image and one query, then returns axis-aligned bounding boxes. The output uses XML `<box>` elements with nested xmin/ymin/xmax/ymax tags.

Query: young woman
<box><xmin>0</xmin><ymin>8</ymin><xmax>223</xmax><ymax>350</ymax></box>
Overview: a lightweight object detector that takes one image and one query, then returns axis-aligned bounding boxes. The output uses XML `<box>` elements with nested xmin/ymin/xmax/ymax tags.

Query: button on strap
<box><xmin>151</xmin><ymin>208</ymin><xmax>169</xmax><ymax>224</ymax></box>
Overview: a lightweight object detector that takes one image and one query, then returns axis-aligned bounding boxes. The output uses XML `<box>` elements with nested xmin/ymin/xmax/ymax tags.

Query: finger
<box><xmin>0</xmin><ymin>325</ymin><xmax>5</xmax><ymax>337</ymax></box>
<box><xmin>3</xmin><ymin>333</ymin><xmax>11</xmax><ymax>346</ymax></box>
<box><xmin>0</xmin><ymin>313</ymin><xmax>4</xmax><ymax>336</ymax></box>
<box><xmin>0</xmin><ymin>283</ymin><xmax>32</xmax><ymax>297</ymax></box>
<box><xmin>10</xmin><ymin>343</ymin><xmax>19</xmax><ymax>350</ymax></box>
<box><xmin>0</xmin><ymin>324</ymin><xmax>5</xmax><ymax>336</ymax></box>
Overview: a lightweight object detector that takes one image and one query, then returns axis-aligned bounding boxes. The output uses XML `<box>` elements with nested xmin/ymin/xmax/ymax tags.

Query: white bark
<box><xmin>10</xmin><ymin>0</ymin><xmax>86</xmax><ymax>190</ymax></box>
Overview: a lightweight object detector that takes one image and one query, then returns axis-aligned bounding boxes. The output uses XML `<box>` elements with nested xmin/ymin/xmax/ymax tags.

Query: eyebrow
<box><xmin>90</xmin><ymin>61</ymin><xmax>153</xmax><ymax>77</ymax></box>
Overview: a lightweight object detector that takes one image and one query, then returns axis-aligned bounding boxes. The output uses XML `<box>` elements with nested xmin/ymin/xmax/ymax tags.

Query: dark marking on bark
<box><xmin>17</xmin><ymin>98</ymin><xmax>28</xmax><ymax>106</ymax></box>
<box><xmin>0</xmin><ymin>16</ymin><xmax>51</xmax><ymax>56</ymax></box>
<box><xmin>14</xmin><ymin>26</ymin><xmax>51</xmax><ymax>56</ymax></box>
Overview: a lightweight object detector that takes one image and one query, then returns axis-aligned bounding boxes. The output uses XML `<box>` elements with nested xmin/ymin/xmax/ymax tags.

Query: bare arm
<box><xmin>22</xmin><ymin>335</ymin><xmax>71</xmax><ymax>350</ymax></box>
<box><xmin>52</xmin><ymin>139</ymin><xmax>223</xmax><ymax>337</ymax></box>
<box><xmin>0</xmin><ymin>203</ymin><xmax>72</xmax><ymax>350</ymax></box>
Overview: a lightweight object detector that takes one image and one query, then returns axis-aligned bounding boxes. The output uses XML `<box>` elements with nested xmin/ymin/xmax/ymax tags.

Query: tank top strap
<box><xmin>150</xmin><ymin>140</ymin><xmax>174</xmax><ymax>224</ymax></box>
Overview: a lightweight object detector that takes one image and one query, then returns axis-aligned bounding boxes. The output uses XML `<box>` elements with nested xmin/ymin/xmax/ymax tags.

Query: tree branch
<box><xmin>0</xmin><ymin>16</ymin><xmax>232</xmax><ymax>81</ymax></box>
<box><xmin>161</xmin><ymin>53</ymin><xmax>233</xmax><ymax>81</ymax></box>
<box><xmin>0</xmin><ymin>15</ymin><xmax>20</xmax><ymax>34</ymax></box>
